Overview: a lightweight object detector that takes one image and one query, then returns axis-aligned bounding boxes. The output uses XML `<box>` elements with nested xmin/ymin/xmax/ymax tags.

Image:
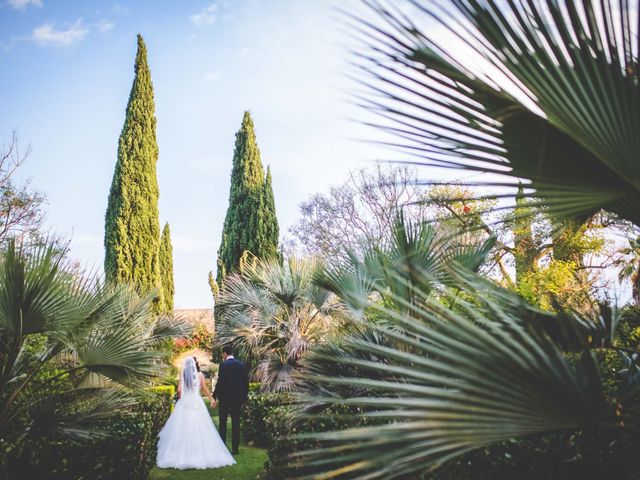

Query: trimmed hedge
<box><xmin>243</xmin><ymin>391</ymin><xmax>372</xmax><ymax>479</ymax></box>
<box><xmin>1</xmin><ymin>388</ymin><xmax>172</xmax><ymax>480</ymax></box>
<box><xmin>242</xmin><ymin>391</ymin><xmax>290</xmax><ymax>448</ymax></box>
<box><xmin>264</xmin><ymin>403</ymin><xmax>373</xmax><ymax>479</ymax></box>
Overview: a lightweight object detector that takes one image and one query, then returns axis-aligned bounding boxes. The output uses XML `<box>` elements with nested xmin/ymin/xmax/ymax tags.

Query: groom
<box><xmin>213</xmin><ymin>345</ymin><xmax>249</xmax><ymax>455</ymax></box>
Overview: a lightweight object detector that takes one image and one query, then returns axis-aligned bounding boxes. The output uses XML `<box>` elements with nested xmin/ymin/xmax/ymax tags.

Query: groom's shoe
<box><xmin>232</xmin><ymin>449</ymin><xmax>239</xmax><ymax>455</ymax></box>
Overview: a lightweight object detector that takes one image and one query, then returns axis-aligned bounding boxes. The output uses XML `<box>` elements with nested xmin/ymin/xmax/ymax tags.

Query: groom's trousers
<box><xmin>218</xmin><ymin>401</ymin><xmax>241</xmax><ymax>453</ymax></box>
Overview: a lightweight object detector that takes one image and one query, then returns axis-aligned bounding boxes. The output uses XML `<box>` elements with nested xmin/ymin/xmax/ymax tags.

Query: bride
<box><xmin>157</xmin><ymin>357</ymin><xmax>236</xmax><ymax>469</ymax></box>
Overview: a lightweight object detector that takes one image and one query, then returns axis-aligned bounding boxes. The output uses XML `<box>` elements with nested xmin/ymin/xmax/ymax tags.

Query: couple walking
<box><xmin>156</xmin><ymin>346</ymin><xmax>249</xmax><ymax>470</ymax></box>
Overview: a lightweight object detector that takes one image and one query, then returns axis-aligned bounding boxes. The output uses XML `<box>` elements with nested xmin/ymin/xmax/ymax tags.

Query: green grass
<box><xmin>149</xmin><ymin>402</ymin><xmax>268</xmax><ymax>480</ymax></box>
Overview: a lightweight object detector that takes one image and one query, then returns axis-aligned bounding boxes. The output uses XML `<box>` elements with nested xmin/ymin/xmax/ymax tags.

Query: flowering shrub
<box><xmin>172</xmin><ymin>322</ymin><xmax>213</xmax><ymax>354</ymax></box>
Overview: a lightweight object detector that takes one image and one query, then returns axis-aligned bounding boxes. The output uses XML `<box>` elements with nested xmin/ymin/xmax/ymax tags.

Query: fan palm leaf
<box><xmin>216</xmin><ymin>257</ymin><xmax>341</xmax><ymax>392</ymax></box>
<box><xmin>0</xmin><ymin>240</ymin><xmax>185</xmax><ymax>440</ymax></box>
<box><xmin>350</xmin><ymin>0</ymin><xmax>640</xmax><ymax>224</ymax></box>
<box><xmin>295</xmin><ymin>271</ymin><xmax>626</xmax><ymax>479</ymax></box>
<box><xmin>316</xmin><ymin>214</ymin><xmax>496</xmax><ymax>314</ymax></box>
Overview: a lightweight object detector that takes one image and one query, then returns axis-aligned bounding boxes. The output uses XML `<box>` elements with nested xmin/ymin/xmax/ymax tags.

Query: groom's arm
<box><xmin>213</xmin><ymin>362</ymin><xmax>225</xmax><ymax>400</ymax></box>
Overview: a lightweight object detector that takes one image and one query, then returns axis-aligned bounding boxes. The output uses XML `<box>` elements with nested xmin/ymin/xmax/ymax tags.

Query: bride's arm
<box><xmin>200</xmin><ymin>372</ymin><xmax>216</xmax><ymax>406</ymax></box>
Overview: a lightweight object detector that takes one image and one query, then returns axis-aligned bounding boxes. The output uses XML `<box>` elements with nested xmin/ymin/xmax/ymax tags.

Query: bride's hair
<box><xmin>182</xmin><ymin>357</ymin><xmax>198</xmax><ymax>392</ymax></box>
<box><xmin>193</xmin><ymin>356</ymin><xmax>200</xmax><ymax>372</ymax></box>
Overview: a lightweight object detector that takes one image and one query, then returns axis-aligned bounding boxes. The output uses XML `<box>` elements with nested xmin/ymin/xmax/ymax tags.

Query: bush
<box><xmin>242</xmin><ymin>391</ymin><xmax>290</xmax><ymax>447</ymax></box>
<box><xmin>1</xmin><ymin>389</ymin><xmax>172</xmax><ymax>480</ymax></box>
<box><xmin>172</xmin><ymin>321</ymin><xmax>213</xmax><ymax>354</ymax></box>
<box><xmin>263</xmin><ymin>403</ymin><xmax>372</xmax><ymax>479</ymax></box>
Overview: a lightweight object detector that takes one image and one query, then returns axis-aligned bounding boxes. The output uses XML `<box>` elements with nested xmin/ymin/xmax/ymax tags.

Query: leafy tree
<box><xmin>290</xmin><ymin>164</ymin><xmax>431</xmax><ymax>265</ymax></box>
<box><xmin>262</xmin><ymin>166</ymin><xmax>279</xmax><ymax>261</ymax></box>
<box><xmin>216</xmin><ymin>111</ymin><xmax>279</xmax><ymax>283</ymax></box>
<box><xmin>159</xmin><ymin>222</ymin><xmax>174</xmax><ymax>313</ymax></box>
<box><xmin>104</xmin><ymin>34</ymin><xmax>162</xmax><ymax>311</ymax></box>
<box><xmin>429</xmin><ymin>185</ymin><xmax>608</xmax><ymax>313</ymax></box>
<box><xmin>207</xmin><ymin>270</ymin><xmax>218</xmax><ymax>299</ymax></box>
<box><xmin>616</xmin><ymin>236</ymin><xmax>640</xmax><ymax>305</ymax></box>
<box><xmin>0</xmin><ymin>131</ymin><xmax>46</xmax><ymax>245</ymax></box>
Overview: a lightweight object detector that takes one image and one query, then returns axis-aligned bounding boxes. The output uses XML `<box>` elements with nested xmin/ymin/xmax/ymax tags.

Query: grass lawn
<box><xmin>149</xmin><ymin>402</ymin><xmax>268</xmax><ymax>480</ymax></box>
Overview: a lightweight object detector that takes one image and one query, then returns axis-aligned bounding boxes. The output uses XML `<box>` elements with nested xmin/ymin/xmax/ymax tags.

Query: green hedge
<box><xmin>242</xmin><ymin>390</ymin><xmax>290</xmax><ymax>448</ymax></box>
<box><xmin>1</xmin><ymin>389</ymin><xmax>172</xmax><ymax>480</ymax></box>
<box><xmin>239</xmin><ymin>392</ymin><xmax>374</xmax><ymax>480</ymax></box>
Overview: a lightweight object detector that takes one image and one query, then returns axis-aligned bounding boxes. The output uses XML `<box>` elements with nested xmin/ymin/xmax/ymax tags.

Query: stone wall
<box><xmin>174</xmin><ymin>308</ymin><xmax>214</xmax><ymax>334</ymax></box>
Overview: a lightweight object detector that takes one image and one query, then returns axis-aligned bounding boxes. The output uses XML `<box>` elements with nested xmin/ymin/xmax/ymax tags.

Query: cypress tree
<box><xmin>216</xmin><ymin>111</ymin><xmax>279</xmax><ymax>283</ymax></box>
<box><xmin>104</xmin><ymin>34</ymin><xmax>162</xmax><ymax>310</ymax></box>
<box><xmin>260</xmin><ymin>166</ymin><xmax>279</xmax><ymax>260</ymax></box>
<box><xmin>159</xmin><ymin>222</ymin><xmax>174</xmax><ymax>313</ymax></box>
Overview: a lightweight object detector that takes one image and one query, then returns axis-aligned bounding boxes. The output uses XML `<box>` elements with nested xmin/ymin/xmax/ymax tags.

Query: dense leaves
<box><xmin>159</xmin><ymin>222</ymin><xmax>175</xmax><ymax>313</ymax></box>
<box><xmin>1</xmin><ymin>390</ymin><xmax>172</xmax><ymax>480</ymax></box>
<box><xmin>216</xmin><ymin>257</ymin><xmax>340</xmax><ymax>392</ymax></box>
<box><xmin>104</xmin><ymin>34</ymin><xmax>163</xmax><ymax>311</ymax></box>
<box><xmin>216</xmin><ymin>111</ymin><xmax>279</xmax><ymax>283</ymax></box>
<box><xmin>0</xmin><ymin>239</ymin><xmax>189</xmax><ymax>466</ymax></box>
<box><xmin>296</xmin><ymin>272</ymin><xmax>640</xmax><ymax>479</ymax></box>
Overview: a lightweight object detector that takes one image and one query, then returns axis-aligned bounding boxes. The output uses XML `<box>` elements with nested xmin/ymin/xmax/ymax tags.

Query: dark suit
<box><xmin>213</xmin><ymin>357</ymin><xmax>249</xmax><ymax>453</ymax></box>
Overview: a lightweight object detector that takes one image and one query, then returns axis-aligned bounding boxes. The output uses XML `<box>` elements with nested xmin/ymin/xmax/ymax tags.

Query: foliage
<box><xmin>172</xmin><ymin>322</ymin><xmax>213</xmax><ymax>355</ymax></box>
<box><xmin>264</xmin><ymin>402</ymin><xmax>374</xmax><ymax>480</ymax></box>
<box><xmin>242</xmin><ymin>391</ymin><xmax>291</xmax><ymax>448</ymax></box>
<box><xmin>0</xmin><ymin>239</ymin><xmax>189</xmax><ymax>473</ymax></box>
<box><xmin>349</xmin><ymin>0</ymin><xmax>640</xmax><ymax>226</ymax></box>
<box><xmin>207</xmin><ymin>270</ymin><xmax>219</xmax><ymax>299</ymax></box>
<box><xmin>517</xmin><ymin>260</ymin><xmax>590</xmax><ymax>312</ymax></box>
<box><xmin>216</xmin><ymin>256</ymin><xmax>340</xmax><ymax>392</ymax></box>
<box><xmin>104</xmin><ymin>34</ymin><xmax>162</xmax><ymax>311</ymax></box>
<box><xmin>262</xmin><ymin>166</ymin><xmax>279</xmax><ymax>263</ymax></box>
<box><xmin>295</xmin><ymin>268</ymin><xmax>640</xmax><ymax>479</ymax></box>
<box><xmin>616</xmin><ymin>236</ymin><xmax>640</xmax><ymax>305</ymax></box>
<box><xmin>317</xmin><ymin>214</ymin><xmax>496</xmax><ymax>316</ymax></box>
<box><xmin>159</xmin><ymin>222</ymin><xmax>175</xmax><ymax>313</ymax></box>
<box><xmin>0</xmin><ymin>131</ymin><xmax>46</xmax><ymax>246</ymax></box>
<box><xmin>290</xmin><ymin>164</ymin><xmax>431</xmax><ymax>265</ymax></box>
<box><xmin>428</xmin><ymin>185</ymin><xmax>610</xmax><ymax>311</ymax></box>
<box><xmin>1</xmin><ymin>389</ymin><xmax>172</xmax><ymax>480</ymax></box>
<box><xmin>216</xmin><ymin>111</ymin><xmax>279</xmax><ymax>283</ymax></box>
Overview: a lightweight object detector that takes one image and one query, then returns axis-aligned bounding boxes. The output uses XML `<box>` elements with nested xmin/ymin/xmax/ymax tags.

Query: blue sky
<box><xmin>0</xmin><ymin>0</ymin><xmax>384</xmax><ymax>307</ymax></box>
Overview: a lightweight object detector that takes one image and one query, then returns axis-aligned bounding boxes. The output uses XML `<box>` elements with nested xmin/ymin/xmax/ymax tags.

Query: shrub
<box><xmin>242</xmin><ymin>391</ymin><xmax>290</xmax><ymax>447</ymax></box>
<box><xmin>172</xmin><ymin>321</ymin><xmax>213</xmax><ymax>354</ymax></box>
<box><xmin>1</xmin><ymin>389</ymin><xmax>172</xmax><ymax>480</ymax></box>
<box><xmin>264</xmin><ymin>403</ymin><xmax>372</xmax><ymax>480</ymax></box>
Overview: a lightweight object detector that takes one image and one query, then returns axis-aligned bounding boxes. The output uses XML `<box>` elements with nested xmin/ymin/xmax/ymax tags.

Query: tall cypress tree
<box><xmin>261</xmin><ymin>166</ymin><xmax>279</xmax><ymax>260</ymax></box>
<box><xmin>159</xmin><ymin>222</ymin><xmax>174</xmax><ymax>313</ymax></box>
<box><xmin>104</xmin><ymin>34</ymin><xmax>162</xmax><ymax>310</ymax></box>
<box><xmin>216</xmin><ymin>111</ymin><xmax>279</xmax><ymax>283</ymax></box>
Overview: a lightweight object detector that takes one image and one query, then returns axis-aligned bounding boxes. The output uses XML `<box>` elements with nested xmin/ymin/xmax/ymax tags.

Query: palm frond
<box><xmin>351</xmin><ymin>0</ymin><xmax>640</xmax><ymax>225</ymax></box>
<box><xmin>295</xmin><ymin>271</ymin><xmax>619</xmax><ymax>479</ymax></box>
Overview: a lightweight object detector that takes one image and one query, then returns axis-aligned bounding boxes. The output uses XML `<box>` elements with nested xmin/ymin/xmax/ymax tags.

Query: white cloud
<box><xmin>112</xmin><ymin>3</ymin><xmax>130</xmax><ymax>15</ymax></box>
<box><xmin>203</xmin><ymin>71</ymin><xmax>219</xmax><ymax>82</ymax></box>
<box><xmin>7</xmin><ymin>0</ymin><xmax>42</xmax><ymax>10</ymax></box>
<box><xmin>190</xmin><ymin>3</ymin><xmax>216</xmax><ymax>28</ymax></box>
<box><xmin>31</xmin><ymin>19</ymin><xmax>88</xmax><ymax>47</ymax></box>
<box><xmin>96</xmin><ymin>19</ymin><xmax>114</xmax><ymax>33</ymax></box>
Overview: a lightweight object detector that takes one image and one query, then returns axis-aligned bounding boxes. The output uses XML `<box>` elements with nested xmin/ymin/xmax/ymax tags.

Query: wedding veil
<box><xmin>182</xmin><ymin>357</ymin><xmax>198</xmax><ymax>392</ymax></box>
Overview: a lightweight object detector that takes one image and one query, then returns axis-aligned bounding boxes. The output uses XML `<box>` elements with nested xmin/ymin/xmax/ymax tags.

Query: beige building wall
<box><xmin>173</xmin><ymin>308</ymin><xmax>214</xmax><ymax>334</ymax></box>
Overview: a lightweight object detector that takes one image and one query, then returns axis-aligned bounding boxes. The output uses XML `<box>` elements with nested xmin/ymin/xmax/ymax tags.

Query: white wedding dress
<box><xmin>157</xmin><ymin>358</ymin><xmax>236</xmax><ymax>469</ymax></box>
